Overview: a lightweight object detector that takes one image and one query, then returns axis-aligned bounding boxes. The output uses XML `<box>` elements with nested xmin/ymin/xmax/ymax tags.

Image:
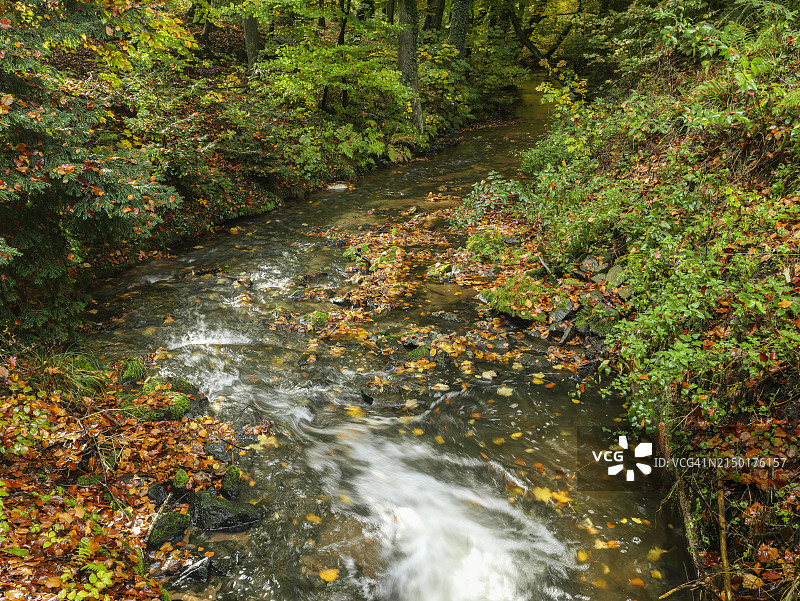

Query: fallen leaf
<box><xmin>319</xmin><ymin>568</ymin><xmax>339</xmax><ymax>582</ymax></box>
<box><xmin>647</xmin><ymin>547</ymin><xmax>667</xmax><ymax>562</ymax></box>
<box><xmin>306</xmin><ymin>513</ymin><xmax>322</xmax><ymax>523</ymax></box>
<box><xmin>497</xmin><ymin>386</ymin><xmax>513</xmax><ymax>397</ymax></box>
<box><xmin>629</xmin><ymin>577</ymin><xmax>645</xmax><ymax>588</ymax></box>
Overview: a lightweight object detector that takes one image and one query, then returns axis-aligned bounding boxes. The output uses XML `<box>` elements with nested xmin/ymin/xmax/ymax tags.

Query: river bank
<box><xmin>437</xmin><ymin>32</ymin><xmax>800</xmax><ymax>599</ymax></box>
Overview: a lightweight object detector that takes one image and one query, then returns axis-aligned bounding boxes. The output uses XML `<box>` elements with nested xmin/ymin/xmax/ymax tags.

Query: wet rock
<box><xmin>204</xmin><ymin>441</ymin><xmax>234</xmax><ymax>464</ymax></box>
<box><xmin>518</xmin><ymin>354</ymin><xmax>552</xmax><ymax>369</ymax></box>
<box><xmin>503</xmin><ymin>237</ymin><xmax>519</xmax><ymax>245</ymax></box>
<box><xmin>433</xmin><ymin>350</ymin><xmax>451</xmax><ymax>368</ymax></box>
<box><xmin>432</xmin><ymin>311</ymin><xmax>462</xmax><ymax>322</ymax></box>
<box><xmin>606</xmin><ymin>264</ymin><xmax>626</xmax><ymax>287</ymax></box>
<box><xmin>206</xmin><ymin>540</ymin><xmax>243</xmax><ymax>575</ymax></box>
<box><xmin>170</xmin><ymin>556</ymin><xmax>211</xmax><ymax>587</ymax></box>
<box><xmin>191</xmin><ymin>491</ymin><xmax>262</xmax><ymax>532</ymax></box>
<box><xmin>149</xmin><ymin>511</ymin><xmax>191</xmax><ymax>547</ymax></box>
<box><xmin>148</xmin><ymin>483</ymin><xmax>169</xmax><ymax>507</ymax></box>
<box><xmin>220</xmin><ymin>467</ymin><xmax>242</xmax><ymax>500</ymax></box>
<box><xmin>580</xmin><ymin>256</ymin><xmax>600</xmax><ymax>273</ymax></box>
<box><xmin>549</xmin><ymin>299</ymin><xmax>575</xmax><ymax>324</ymax></box>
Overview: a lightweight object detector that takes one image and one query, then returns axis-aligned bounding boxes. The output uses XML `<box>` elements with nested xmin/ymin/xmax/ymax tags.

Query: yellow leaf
<box><xmin>591</xmin><ymin>578</ymin><xmax>607</xmax><ymax>589</ymax></box>
<box><xmin>647</xmin><ymin>547</ymin><xmax>667</xmax><ymax>562</ymax></box>
<box><xmin>497</xmin><ymin>386</ymin><xmax>513</xmax><ymax>396</ymax></box>
<box><xmin>319</xmin><ymin>569</ymin><xmax>339</xmax><ymax>582</ymax></box>
<box><xmin>551</xmin><ymin>491</ymin><xmax>572</xmax><ymax>503</ymax></box>
<box><xmin>742</xmin><ymin>574</ymin><xmax>763</xmax><ymax>589</ymax></box>
<box><xmin>510</xmin><ymin>432</ymin><xmax>523</xmax><ymax>439</ymax></box>
<box><xmin>577</xmin><ymin>551</ymin><xmax>589</xmax><ymax>562</ymax></box>
<box><xmin>306</xmin><ymin>513</ymin><xmax>322</xmax><ymax>523</ymax></box>
<box><xmin>431</xmin><ymin>383</ymin><xmax>450</xmax><ymax>391</ymax></box>
<box><xmin>532</xmin><ymin>487</ymin><xmax>551</xmax><ymax>502</ymax></box>
<box><xmin>493</xmin><ymin>437</ymin><xmax>505</xmax><ymax>445</ymax></box>
<box><xmin>434</xmin><ymin>435</ymin><xmax>445</xmax><ymax>444</ymax></box>
<box><xmin>651</xmin><ymin>569</ymin><xmax>662</xmax><ymax>580</ymax></box>
<box><xmin>601</xmin><ymin>563</ymin><xmax>610</xmax><ymax>574</ymax></box>
<box><xmin>631</xmin><ymin>517</ymin><xmax>642</xmax><ymax>524</ymax></box>
<box><xmin>412</xmin><ymin>428</ymin><xmax>424</xmax><ymax>436</ymax></box>
<box><xmin>532</xmin><ymin>378</ymin><xmax>544</xmax><ymax>385</ymax></box>
<box><xmin>346</xmin><ymin>406</ymin><xmax>365</xmax><ymax>418</ymax></box>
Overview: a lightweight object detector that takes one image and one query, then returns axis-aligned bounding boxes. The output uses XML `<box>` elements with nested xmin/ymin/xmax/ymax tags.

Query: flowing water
<box><xmin>84</xmin><ymin>79</ymin><xmax>692</xmax><ymax>601</ymax></box>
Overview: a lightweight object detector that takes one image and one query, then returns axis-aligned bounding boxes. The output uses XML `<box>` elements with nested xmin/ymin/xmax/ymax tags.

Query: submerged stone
<box><xmin>191</xmin><ymin>491</ymin><xmax>262</xmax><ymax>532</ymax></box>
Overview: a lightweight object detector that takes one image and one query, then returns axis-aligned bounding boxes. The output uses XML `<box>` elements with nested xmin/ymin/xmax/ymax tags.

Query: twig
<box><xmin>659</xmin><ymin>577</ymin><xmax>711</xmax><ymax>599</ymax></box>
<box><xmin>717</xmin><ymin>467</ymin><xmax>733</xmax><ymax>601</ymax></box>
<box><xmin>145</xmin><ymin>492</ymin><xmax>173</xmax><ymax>545</ymax></box>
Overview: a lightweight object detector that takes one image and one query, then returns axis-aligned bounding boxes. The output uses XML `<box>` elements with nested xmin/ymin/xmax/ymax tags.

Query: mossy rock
<box><xmin>119</xmin><ymin>392</ymin><xmax>189</xmax><ymax>422</ymax></box>
<box><xmin>433</xmin><ymin>351</ymin><xmax>451</xmax><ymax>369</ymax></box>
<box><xmin>220</xmin><ymin>466</ymin><xmax>241</xmax><ymax>500</ymax></box>
<box><xmin>191</xmin><ymin>491</ymin><xmax>262</xmax><ymax>532</ymax></box>
<box><xmin>585</xmin><ymin>302</ymin><xmax>620</xmax><ymax>337</ymax></box>
<box><xmin>143</xmin><ymin>377</ymin><xmax>199</xmax><ymax>399</ymax></box>
<box><xmin>149</xmin><ymin>511</ymin><xmax>191</xmax><ymax>547</ymax></box>
<box><xmin>172</xmin><ymin>469</ymin><xmax>189</xmax><ymax>489</ymax></box>
<box><xmin>309</xmin><ymin>311</ymin><xmax>329</xmax><ymax>324</ymax></box>
<box><xmin>407</xmin><ymin>345</ymin><xmax>431</xmax><ymax>360</ymax></box>
<box><xmin>120</xmin><ymin>358</ymin><xmax>146</xmax><ymax>384</ymax></box>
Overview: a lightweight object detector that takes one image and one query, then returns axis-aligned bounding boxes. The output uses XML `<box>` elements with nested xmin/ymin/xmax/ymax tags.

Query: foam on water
<box><xmin>305</xmin><ymin>424</ymin><xmax>573</xmax><ymax>601</ymax></box>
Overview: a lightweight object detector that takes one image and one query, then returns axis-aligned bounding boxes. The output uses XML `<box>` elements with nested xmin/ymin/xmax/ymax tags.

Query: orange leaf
<box><xmin>629</xmin><ymin>577</ymin><xmax>645</xmax><ymax>587</ymax></box>
<box><xmin>319</xmin><ymin>568</ymin><xmax>339</xmax><ymax>582</ymax></box>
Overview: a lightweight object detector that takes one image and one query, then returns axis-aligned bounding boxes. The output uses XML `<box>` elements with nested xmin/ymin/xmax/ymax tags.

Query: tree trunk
<box><xmin>385</xmin><ymin>0</ymin><xmax>395</xmax><ymax>23</ymax></box>
<box><xmin>243</xmin><ymin>15</ymin><xmax>263</xmax><ymax>67</ymax></box>
<box><xmin>397</xmin><ymin>0</ymin><xmax>423</xmax><ymax>132</ymax></box>
<box><xmin>449</xmin><ymin>0</ymin><xmax>470</xmax><ymax>56</ymax></box>
<box><xmin>423</xmin><ymin>0</ymin><xmax>445</xmax><ymax>30</ymax></box>
<box><xmin>508</xmin><ymin>9</ymin><xmax>544</xmax><ymax>62</ymax></box>
<box><xmin>319</xmin><ymin>0</ymin><xmax>326</xmax><ymax>28</ymax></box>
<box><xmin>320</xmin><ymin>0</ymin><xmax>350</xmax><ymax>112</ymax></box>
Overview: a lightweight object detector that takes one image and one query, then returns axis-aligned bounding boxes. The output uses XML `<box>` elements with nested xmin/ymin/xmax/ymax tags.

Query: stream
<box><xmin>84</xmin><ymin>79</ymin><xmax>692</xmax><ymax>601</ymax></box>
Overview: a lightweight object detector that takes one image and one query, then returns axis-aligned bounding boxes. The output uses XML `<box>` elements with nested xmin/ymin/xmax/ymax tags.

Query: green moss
<box><xmin>164</xmin><ymin>392</ymin><xmax>190</xmax><ymax>420</ymax></box>
<box><xmin>141</xmin><ymin>378</ymin><xmax>168</xmax><ymax>394</ymax></box>
<box><xmin>310</xmin><ymin>311</ymin><xmax>329</xmax><ymax>324</ymax></box>
<box><xmin>172</xmin><ymin>469</ymin><xmax>189</xmax><ymax>489</ymax></box>
<box><xmin>407</xmin><ymin>345</ymin><xmax>431</xmax><ymax>360</ymax></box>
<box><xmin>77</xmin><ymin>475</ymin><xmax>101</xmax><ymax>487</ymax></box>
<box><xmin>220</xmin><ymin>466</ymin><xmax>241</xmax><ymax>499</ymax></box>
<box><xmin>148</xmin><ymin>511</ymin><xmax>190</xmax><ymax>547</ymax></box>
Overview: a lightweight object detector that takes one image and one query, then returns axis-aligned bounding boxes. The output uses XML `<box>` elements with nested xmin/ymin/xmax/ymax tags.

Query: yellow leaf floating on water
<box><xmin>651</xmin><ymin>569</ymin><xmax>662</xmax><ymax>580</ymax></box>
<box><xmin>591</xmin><ymin>578</ymin><xmax>607</xmax><ymax>589</ymax></box>
<box><xmin>306</xmin><ymin>513</ymin><xmax>322</xmax><ymax>523</ymax></box>
<box><xmin>434</xmin><ymin>435</ymin><xmax>445</xmax><ymax>444</ymax></box>
<box><xmin>631</xmin><ymin>517</ymin><xmax>643</xmax><ymax>524</ymax></box>
<box><xmin>493</xmin><ymin>437</ymin><xmax>505</xmax><ymax>445</ymax></box>
<box><xmin>431</xmin><ymin>383</ymin><xmax>450</xmax><ymax>391</ymax></box>
<box><xmin>577</xmin><ymin>551</ymin><xmax>589</xmax><ymax>562</ymax></box>
<box><xmin>551</xmin><ymin>491</ymin><xmax>572</xmax><ymax>503</ymax></box>
<box><xmin>532</xmin><ymin>487</ymin><xmax>551</xmax><ymax>502</ymax></box>
<box><xmin>647</xmin><ymin>547</ymin><xmax>667</xmax><ymax>562</ymax></box>
<box><xmin>594</xmin><ymin>539</ymin><xmax>620</xmax><ymax>550</ymax></box>
<box><xmin>510</xmin><ymin>432</ymin><xmax>523</xmax><ymax>439</ymax></box>
<box><xmin>497</xmin><ymin>386</ymin><xmax>513</xmax><ymax>397</ymax></box>
<box><xmin>257</xmin><ymin>434</ymin><xmax>279</xmax><ymax>448</ymax></box>
<box><xmin>532</xmin><ymin>378</ymin><xmax>544</xmax><ymax>385</ymax></box>
<box><xmin>412</xmin><ymin>428</ymin><xmax>424</xmax><ymax>436</ymax></box>
<box><xmin>601</xmin><ymin>563</ymin><xmax>610</xmax><ymax>575</ymax></box>
<box><xmin>345</xmin><ymin>406</ymin><xmax>365</xmax><ymax>418</ymax></box>
<box><xmin>319</xmin><ymin>569</ymin><xmax>339</xmax><ymax>582</ymax></box>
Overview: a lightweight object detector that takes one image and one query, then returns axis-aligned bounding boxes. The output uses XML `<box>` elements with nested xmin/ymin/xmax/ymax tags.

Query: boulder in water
<box><xmin>191</xmin><ymin>491</ymin><xmax>262</xmax><ymax>532</ymax></box>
